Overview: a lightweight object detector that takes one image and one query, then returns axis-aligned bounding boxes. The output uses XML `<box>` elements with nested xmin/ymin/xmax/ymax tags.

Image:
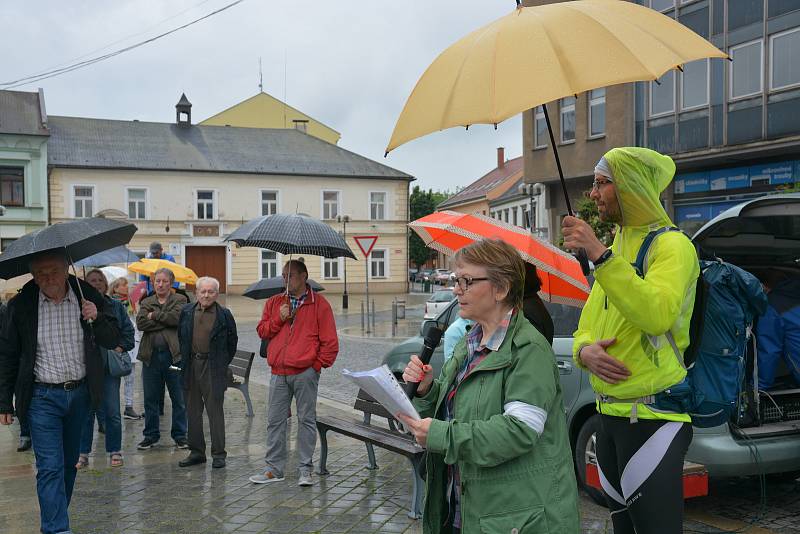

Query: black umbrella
<box><xmin>74</xmin><ymin>245</ymin><xmax>140</xmax><ymax>267</ymax></box>
<box><xmin>0</xmin><ymin>218</ymin><xmax>137</xmax><ymax>280</ymax></box>
<box><xmin>243</xmin><ymin>276</ymin><xmax>325</xmax><ymax>300</ymax></box>
<box><xmin>225</xmin><ymin>213</ymin><xmax>356</xmax><ymax>259</ymax></box>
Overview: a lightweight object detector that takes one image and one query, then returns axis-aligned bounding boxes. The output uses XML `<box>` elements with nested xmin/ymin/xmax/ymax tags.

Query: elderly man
<box><xmin>177</xmin><ymin>276</ymin><xmax>237</xmax><ymax>468</ymax></box>
<box><xmin>0</xmin><ymin>251</ymin><xmax>119</xmax><ymax>534</ymax></box>
<box><xmin>250</xmin><ymin>260</ymin><xmax>338</xmax><ymax>487</ymax></box>
<box><xmin>136</xmin><ymin>268</ymin><xmax>188</xmax><ymax>450</ymax></box>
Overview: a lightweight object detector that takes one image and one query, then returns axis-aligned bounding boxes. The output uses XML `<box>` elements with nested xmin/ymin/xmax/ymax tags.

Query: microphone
<box><xmin>404</xmin><ymin>325</ymin><xmax>445</xmax><ymax>399</ymax></box>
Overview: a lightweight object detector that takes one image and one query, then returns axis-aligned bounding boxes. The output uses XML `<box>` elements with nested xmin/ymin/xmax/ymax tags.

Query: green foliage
<box><xmin>575</xmin><ymin>195</ymin><xmax>615</xmax><ymax>246</ymax></box>
<box><xmin>409</xmin><ymin>186</ymin><xmax>451</xmax><ymax>268</ymax></box>
<box><xmin>776</xmin><ymin>182</ymin><xmax>800</xmax><ymax>194</ymax></box>
<box><xmin>558</xmin><ymin>195</ymin><xmax>615</xmax><ymax>249</ymax></box>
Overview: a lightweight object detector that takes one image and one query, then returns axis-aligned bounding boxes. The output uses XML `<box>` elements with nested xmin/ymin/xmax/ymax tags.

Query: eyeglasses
<box><xmin>454</xmin><ymin>275</ymin><xmax>489</xmax><ymax>291</ymax></box>
<box><xmin>591</xmin><ymin>179</ymin><xmax>613</xmax><ymax>191</ymax></box>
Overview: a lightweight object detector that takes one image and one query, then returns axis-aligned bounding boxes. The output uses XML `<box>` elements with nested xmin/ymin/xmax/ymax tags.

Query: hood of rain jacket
<box><xmin>573</xmin><ymin>147</ymin><xmax>699</xmax><ymax>422</ymax></box>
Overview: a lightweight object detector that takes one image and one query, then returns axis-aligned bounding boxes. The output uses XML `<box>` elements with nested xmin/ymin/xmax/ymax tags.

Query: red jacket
<box><xmin>256</xmin><ymin>288</ymin><xmax>339</xmax><ymax>375</ymax></box>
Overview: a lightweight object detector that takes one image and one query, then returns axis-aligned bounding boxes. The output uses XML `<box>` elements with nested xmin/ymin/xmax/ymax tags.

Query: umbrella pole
<box><xmin>542</xmin><ymin>103</ymin><xmax>591</xmax><ymax>276</ymax></box>
<box><xmin>67</xmin><ymin>252</ymin><xmax>93</xmax><ymax>324</ymax></box>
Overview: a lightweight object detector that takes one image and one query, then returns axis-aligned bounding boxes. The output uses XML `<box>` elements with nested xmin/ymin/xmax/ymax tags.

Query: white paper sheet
<box><xmin>342</xmin><ymin>365</ymin><xmax>421</xmax><ymax>421</ymax></box>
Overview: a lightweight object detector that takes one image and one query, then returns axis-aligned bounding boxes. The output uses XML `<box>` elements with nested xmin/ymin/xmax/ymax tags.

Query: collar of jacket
<box><xmin>448</xmin><ymin>311</ymin><xmax>533</xmax><ymax>376</ymax></box>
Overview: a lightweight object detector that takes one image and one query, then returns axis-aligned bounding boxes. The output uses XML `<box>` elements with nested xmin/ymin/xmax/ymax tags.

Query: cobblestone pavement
<box><xmin>0</xmin><ymin>293</ymin><xmax>798</xmax><ymax>532</ymax></box>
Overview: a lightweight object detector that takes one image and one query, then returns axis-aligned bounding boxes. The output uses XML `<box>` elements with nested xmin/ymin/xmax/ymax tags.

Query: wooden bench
<box><xmin>227</xmin><ymin>350</ymin><xmax>256</xmax><ymax>417</ymax></box>
<box><xmin>316</xmin><ymin>389</ymin><xmax>425</xmax><ymax>519</ymax></box>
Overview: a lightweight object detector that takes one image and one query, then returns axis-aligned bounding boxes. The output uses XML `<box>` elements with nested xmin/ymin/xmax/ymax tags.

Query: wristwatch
<box><xmin>592</xmin><ymin>248</ymin><xmax>613</xmax><ymax>267</ymax></box>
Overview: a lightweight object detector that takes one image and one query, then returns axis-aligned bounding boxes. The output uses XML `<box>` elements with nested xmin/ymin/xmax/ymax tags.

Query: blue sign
<box><xmin>675</xmin><ymin>204</ymin><xmax>711</xmax><ymax>223</ymax></box>
<box><xmin>680</xmin><ymin>172</ymin><xmax>710</xmax><ymax>193</ymax></box>
<box><xmin>709</xmin><ymin>167</ymin><xmax>749</xmax><ymax>190</ymax></box>
<box><xmin>749</xmin><ymin>163</ymin><xmax>794</xmax><ymax>186</ymax></box>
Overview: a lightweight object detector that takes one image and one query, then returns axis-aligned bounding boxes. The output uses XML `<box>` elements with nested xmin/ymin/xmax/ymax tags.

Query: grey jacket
<box><xmin>136</xmin><ymin>292</ymin><xmax>187</xmax><ymax>364</ymax></box>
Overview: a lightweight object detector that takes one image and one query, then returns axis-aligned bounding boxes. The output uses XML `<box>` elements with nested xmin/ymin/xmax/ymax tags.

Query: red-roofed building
<box><xmin>436</xmin><ymin>147</ymin><xmax>523</xmax><ymax>216</ymax></box>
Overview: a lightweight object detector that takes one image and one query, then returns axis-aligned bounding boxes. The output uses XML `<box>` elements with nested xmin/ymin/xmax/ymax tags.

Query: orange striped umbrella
<box><xmin>410</xmin><ymin>210</ymin><xmax>590</xmax><ymax>307</ymax></box>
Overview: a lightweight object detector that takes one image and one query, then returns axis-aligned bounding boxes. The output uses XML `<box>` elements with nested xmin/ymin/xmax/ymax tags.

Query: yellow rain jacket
<box><xmin>573</xmin><ymin>147</ymin><xmax>699</xmax><ymax>422</ymax></box>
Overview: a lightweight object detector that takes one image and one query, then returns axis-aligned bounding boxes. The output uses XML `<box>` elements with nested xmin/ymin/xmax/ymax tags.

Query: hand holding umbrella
<box><xmin>561</xmin><ymin>216</ymin><xmax>608</xmax><ymax>263</ymax></box>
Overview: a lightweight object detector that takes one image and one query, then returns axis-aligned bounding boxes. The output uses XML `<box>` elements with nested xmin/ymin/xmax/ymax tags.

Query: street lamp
<box><xmin>518</xmin><ymin>182</ymin><xmax>545</xmax><ymax>235</ymax></box>
<box><xmin>337</xmin><ymin>214</ymin><xmax>351</xmax><ymax>309</ymax></box>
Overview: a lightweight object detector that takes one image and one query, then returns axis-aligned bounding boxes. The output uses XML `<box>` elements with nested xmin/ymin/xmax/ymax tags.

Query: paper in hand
<box><xmin>342</xmin><ymin>365</ymin><xmax>421</xmax><ymax>421</ymax></box>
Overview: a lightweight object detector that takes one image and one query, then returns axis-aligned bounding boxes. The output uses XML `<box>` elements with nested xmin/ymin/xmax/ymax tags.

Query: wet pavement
<box><xmin>1</xmin><ymin>292</ymin><xmax>799</xmax><ymax>532</ymax></box>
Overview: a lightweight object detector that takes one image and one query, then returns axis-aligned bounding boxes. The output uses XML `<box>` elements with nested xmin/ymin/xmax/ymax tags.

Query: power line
<box><xmin>1</xmin><ymin>0</ymin><xmax>246</xmax><ymax>89</ymax></box>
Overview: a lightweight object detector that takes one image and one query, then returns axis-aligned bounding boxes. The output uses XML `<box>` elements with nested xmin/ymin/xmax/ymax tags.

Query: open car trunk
<box><xmin>692</xmin><ymin>194</ymin><xmax>800</xmax><ymax>437</ymax></box>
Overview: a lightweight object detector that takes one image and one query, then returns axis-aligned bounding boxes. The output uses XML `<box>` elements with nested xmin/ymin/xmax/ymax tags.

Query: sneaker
<box><xmin>298</xmin><ymin>471</ymin><xmax>313</xmax><ymax>487</ymax></box>
<box><xmin>137</xmin><ymin>437</ymin><xmax>158</xmax><ymax>450</ymax></box>
<box><xmin>175</xmin><ymin>439</ymin><xmax>189</xmax><ymax>449</ymax></box>
<box><xmin>249</xmin><ymin>470</ymin><xmax>285</xmax><ymax>484</ymax></box>
<box><xmin>123</xmin><ymin>407</ymin><xmax>141</xmax><ymax>420</ymax></box>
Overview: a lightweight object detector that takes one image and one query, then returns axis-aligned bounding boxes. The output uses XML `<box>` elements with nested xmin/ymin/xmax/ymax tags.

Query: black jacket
<box><xmin>523</xmin><ymin>294</ymin><xmax>554</xmax><ymax>345</ymax></box>
<box><xmin>0</xmin><ymin>275</ymin><xmax>120</xmax><ymax>418</ymax></box>
<box><xmin>178</xmin><ymin>302</ymin><xmax>238</xmax><ymax>400</ymax></box>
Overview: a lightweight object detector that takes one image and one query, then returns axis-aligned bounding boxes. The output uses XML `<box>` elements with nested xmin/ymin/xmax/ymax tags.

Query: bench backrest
<box><xmin>354</xmin><ymin>388</ymin><xmax>396</xmax><ymax>421</ymax></box>
<box><xmin>230</xmin><ymin>350</ymin><xmax>255</xmax><ymax>381</ymax></box>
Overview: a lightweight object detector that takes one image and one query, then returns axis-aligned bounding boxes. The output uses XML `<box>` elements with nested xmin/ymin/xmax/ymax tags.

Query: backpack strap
<box><xmin>633</xmin><ymin>226</ymin><xmax>688</xmax><ymax>371</ymax></box>
<box><xmin>632</xmin><ymin>227</ymin><xmax>682</xmax><ymax>277</ymax></box>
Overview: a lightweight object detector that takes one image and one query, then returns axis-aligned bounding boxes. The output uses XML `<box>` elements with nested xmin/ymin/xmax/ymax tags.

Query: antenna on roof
<box><xmin>258</xmin><ymin>57</ymin><xmax>263</xmax><ymax>93</ymax></box>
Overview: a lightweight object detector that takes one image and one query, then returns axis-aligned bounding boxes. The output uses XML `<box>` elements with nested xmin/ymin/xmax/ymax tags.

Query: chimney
<box><xmin>497</xmin><ymin>147</ymin><xmax>505</xmax><ymax>169</ymax></box>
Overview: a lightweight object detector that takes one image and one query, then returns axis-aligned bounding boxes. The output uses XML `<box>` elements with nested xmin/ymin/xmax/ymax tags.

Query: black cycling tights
<box><xmin>595</xmin><ymin>414</ymin><xmax>693</xmax><ymax>534</ymax></box>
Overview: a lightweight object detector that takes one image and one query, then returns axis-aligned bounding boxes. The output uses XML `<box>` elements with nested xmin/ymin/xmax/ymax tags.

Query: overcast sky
<box><xmin>3</xmin><ymin>0</ymin><xmax>523</xmax><ymax>192</ymax></box>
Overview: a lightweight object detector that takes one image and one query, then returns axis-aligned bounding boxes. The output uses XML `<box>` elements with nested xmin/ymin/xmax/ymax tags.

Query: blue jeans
<box><xmin>28</xmin><ymin>381</ymin><xmax>90</xmax><ymax>534</ymax></box>
<box><xmin>142</xmin><ymin>348</ymin><xmax>186</xmax><ymax>442</ymax></box>
<box><xmin>79</xmin><ymin>373</ymin><xmax>121</xmax><ymax>455</ymax></box>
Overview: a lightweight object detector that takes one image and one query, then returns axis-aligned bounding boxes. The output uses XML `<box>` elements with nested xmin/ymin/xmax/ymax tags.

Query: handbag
<box><xmin>107</xmin><ymin>349</ymin><xmax>133</xmax><ymax>377</ymax></box>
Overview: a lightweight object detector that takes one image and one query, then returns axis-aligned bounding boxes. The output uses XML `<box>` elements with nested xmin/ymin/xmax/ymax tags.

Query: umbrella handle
<box><xmin>576</xmin><ymin>249</ymin><xmax>591</xmax><ymax>276</ymax></box>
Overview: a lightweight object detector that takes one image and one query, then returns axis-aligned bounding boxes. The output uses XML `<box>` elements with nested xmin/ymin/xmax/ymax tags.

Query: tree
<box><xmin>409</xmin><ymin>186</ymin><xmax>451</xmax><ymax>268</ymax></box>
<box><xmin>559</xmin><ymin>195</ymin><xmax>615</xmax><ymax>248</ymax></box>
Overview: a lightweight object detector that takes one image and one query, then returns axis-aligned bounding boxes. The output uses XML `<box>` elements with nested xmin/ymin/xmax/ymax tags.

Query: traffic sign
<box><xmin>353</xmin><ymin>235</ymin><xmax>378</xmax><ymax>258</ymax></box>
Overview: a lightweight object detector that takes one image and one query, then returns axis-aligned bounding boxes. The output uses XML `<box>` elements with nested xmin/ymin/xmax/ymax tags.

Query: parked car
<box><xmin>432</xmin><ymin>269</ymin><xmax>452</xmax><ymax>285</ymax></box>
<box><xmin>382</xmin><ymin>194</ymin><xmax>800</xmax><ymax>505</ymax></box>
<box><xmin>424</xmin><ymin>288</ymin><xmax>456</xmax><ymax>319</ymax></box>
<box><xmin>414</xmin><ymin>269</ymin><xmax>434</xmax><ymax>283</ymax></box>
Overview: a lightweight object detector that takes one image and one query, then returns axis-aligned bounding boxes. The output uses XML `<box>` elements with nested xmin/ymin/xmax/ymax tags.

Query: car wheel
<box><xmin>574</xmin><ymin>414</ymin><xmax>608</xmax><ymax>507</ymax></box>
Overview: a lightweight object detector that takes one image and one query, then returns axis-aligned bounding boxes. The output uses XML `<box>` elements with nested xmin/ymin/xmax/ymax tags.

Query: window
<box><xmin>730</xmin><ymin>40</ymin><xmax>763</xmax><ymax>100</ymax></box>
<box><xmin>650</xmin><ymin>0</ymin><xmax>674</xmax><ymax>11</ymax></box>
<box><xmin>588</xmin><ymin>88</ymin><xmax>606</xmax><ymax>136</ymax></box>
<box><xmin>197</xmin><ymin>190</ymin><xmax>215</xmax><ymax>220</ymax></box>
<box><xmin>650</xmin><ymin>70</ymin><xmax>675</xmax><ymax>116</ymax></box>
<box><xmin>0</xmin><ymin>167</ymin><xmax>24</xmax><ymax>207</ymax></box>
<box><xmin>370</xmin><ymin>192</ymin><xmax>386</xmax><ymax>220</ymax></box>
<box><xmin>560</xmin><ymin>97</ymin><xmax>576</xmax><ymax>143</ymax></box>
<box><xmin>1</xmin><ymin>238</ymin><xmax>17</xmax><ymax>251</ymax></box>
<box><xmin>512</xmin><ymin>207</ymin><xmax>518</xmax><ymax>226</ymax></box>
<box><xmin>74</xmin><ymin>186</ymin><xmax>94</xmax><ymax>218</ymax></box>
<box><xmin>127</xmin><ymin>188</ymin><xmax>146</xmax><ymax>219</ymax></box>
<box><xmin>681</xmin><ymin>60</ymin><xmax>709</xmax><ymax>110</ymax></box>
<box><xmin>322</xmin><ymin>191</ymin><xmax>339</xmax><ymax>220</ymax></box>
<box><xmin>771</xmin><ymin>28</ymin><xmax>800</xmax><ymax>91</ymax></box>
<box><xmin>534</xmin><ymin>106</ymin><xmax>547</xmax><ymax>148</ymax></box>
<box><xmin>261</xmin><ymin>190</ymin><xmax>278</xmax><ymax>216</ymax></box>
<box><xmin>323</xmin><ymin>257</ymin><xmax>341</xmax><ymax>279</ymax></box>
<box><xmin>261</xmin><ymin>250</ymin><xmax>279</xmax><ymax>279</ymax></box>
<box><xmin>370</xmin><ymin>249</ymin><xmax>387</xmax><ymax>278</ymax></box>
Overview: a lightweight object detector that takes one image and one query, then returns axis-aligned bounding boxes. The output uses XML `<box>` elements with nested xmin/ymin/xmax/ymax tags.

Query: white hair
<box><xmin>196</xmin><ymin>276</ymin><xmax>219</xmax><ymax>292</ymax></box>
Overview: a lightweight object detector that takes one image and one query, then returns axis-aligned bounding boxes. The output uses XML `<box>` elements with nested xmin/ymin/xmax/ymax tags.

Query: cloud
<box><xmin>4</xmin><ymin>0</ymin><xmax>523</xmax><ymax>191</ymax></box>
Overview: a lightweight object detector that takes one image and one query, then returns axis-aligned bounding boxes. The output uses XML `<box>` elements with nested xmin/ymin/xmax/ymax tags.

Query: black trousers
<box><xmin>186</xmin><ymin>358</ymin><xmax>226</xmax><ymax>459</ymax></box>
<box><xmin>595</xmin><ymin>414</ymin><xmax>692</xmax><ymax>534</ymax></box>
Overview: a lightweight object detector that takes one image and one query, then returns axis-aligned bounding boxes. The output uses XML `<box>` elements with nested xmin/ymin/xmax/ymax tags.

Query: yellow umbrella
<box><xmin>386</xmin><ymin>0</ymin><xmax>727</xmax><ymax>154</ymax></box>
<box><xmin>386</xmin><ymin>0</ymin><xmax>727</xmax><ymax>274</ymax></box>
<box><xmin>127</xmin><ymin>258</ymin><xmax>198</xmax><ymax>285</ymax></box>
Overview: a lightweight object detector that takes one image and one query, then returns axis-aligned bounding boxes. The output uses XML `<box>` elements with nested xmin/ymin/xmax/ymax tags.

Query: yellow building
<box><xmin>200</xmin><ymin>92</ymin><xmax>341</xmax><ymax>145</ymax></box>
<box><xmin>47</xmin><ymin>96</ymin><xmax>412</xmax><ymax>295</ymax></box>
